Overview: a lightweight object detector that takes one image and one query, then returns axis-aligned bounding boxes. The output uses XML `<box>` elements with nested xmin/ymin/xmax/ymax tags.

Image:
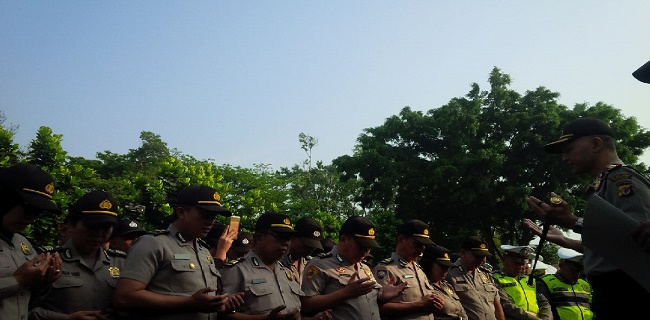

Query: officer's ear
<box><xmin>590</xmin><ymin>136</ymin><xmax>605</xmax><ymax>152</ymax></box>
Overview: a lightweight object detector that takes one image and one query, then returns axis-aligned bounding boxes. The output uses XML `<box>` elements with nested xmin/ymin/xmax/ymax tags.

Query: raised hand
<box><xmin>526</xmin><ymin>192</ymin><xmax>576</xmax><ymax>228</ymax></box>
<box><xmin>342</xmin><ymin>271</ymin><xmax>376</xmax><ymax>299</ymax></box>
<box><xmin>14</xmin><ymin>253</ymin><xmax>53</xmax><ymax>289</ymax></box>
<box><xmin>379</xmin><ymin>273</ymin><xmax>407</xmax><ymax>301</ymax></box>
<box><xmin>190</xmin><ymin>287</ymin><xmax>228</xmax><ymax>313</ymax></box>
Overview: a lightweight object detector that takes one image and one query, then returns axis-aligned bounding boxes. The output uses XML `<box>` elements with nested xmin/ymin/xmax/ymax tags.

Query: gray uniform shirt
<box><xmin>279</xmin><ymin>253</ymin><xmax>309</xmax><ymax>286</ymax></box>
<box><xmin>586</xmin><ymin>161</ymin><xmax>650</xmax><ymax>275</ymax></box>
<box><xmin>0</xmin><ymin>233</ymin><xmax>38</xmax><ymax>320</ymax></box>
<box><xmin>220</xmin><ymin>250</ymin><xmax>303</xmax><ymax>315</ymax></box>
<box><xmin>120</xmin><ymin>224</ymin><xmax>221</xmax><ymax>320</ymax></box>
<box><xmin>29</xmin><ymin>240</ymin><xmax>126</xmax><ymax>320</ymax></box>
<box><xmin>430</xmin><ymin>280</ymin><xmax>467</xmax><ymax>320</ymax></box>
<box><xmin>372</xmin><ymin>252</ymin><xmax>434</xmax><ymax>320</ymax></box>
<box><xmin>446</xmin><ymin>263</ymin><xmax>500</xmax><ymax>320</ymax></box>
<box><xmin>301</xmin><ymin>247</ymin><xmax>382</xmax><ymax>320</ymax></box>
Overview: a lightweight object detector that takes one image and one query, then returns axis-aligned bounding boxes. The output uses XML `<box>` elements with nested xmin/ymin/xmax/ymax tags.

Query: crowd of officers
<box><xmin>0</xmin><ymin>163</ymin><xmax>600</xmax><ymax>320</ymax></box>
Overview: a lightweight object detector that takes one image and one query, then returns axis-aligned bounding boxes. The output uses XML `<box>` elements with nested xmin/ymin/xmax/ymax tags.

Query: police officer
<box><xmin>527</xmin><ymin>117</ymin><xmax>650</xmax><ymax>317</ymax></box>
<box><xmin>113</xmin><ymin>185</ymin><xmax>244</xmax><ymax>320</ymax></box>
<box><xmin>300</xmin><ymin>216</ymin><xmax>407</xmax><ymax>320</ymax></box>
<box><xmin>220</xmin><ymin>212</ymin><xmax>332</xmax><ymax>320</ymax></box>
<box><xmin>419</xmin><ymin>245</ymin><xmax>468</xmax><ymax>320</ymax></box>
<box><xmin>29</xmin><ymin>190</ymin><xmax>126</xmax><ymax>320</ymax></box>
<box><xmin>109</xmin><ymin>218</ymin><xmax>148</xmax><ymax>254</ymax></box>
<box><xmin>492</xmin><ymin>245</ymin><xmax>552</xmax><ymax>320</ymax></box>
<box><xmin>446</xmin><ymin>236</ymin><xmax>505</xmax><ymax>320</ymax></box>
<box><xmin>0</xmin><ymin>164</ymin><xmax>62</xmax><ymax>320</ymax></box>
<box><xmin>373</xmin><ymin>219</ymin><xmax>442</xmax><ymax>320</ymax></box>
<box><xmin>203</xmin><ymin>223</ymin><xmax>241</xmax><ymax>269</ymax></box>
<box><xmin>280</xmin><ymin>217</ymin><xmax>324</xmax><ymax>286</ymax></box>
<box><xmin>537</xmin><ymin>248</ymin><xmax>593</xmax><ymax>320</ymax></box>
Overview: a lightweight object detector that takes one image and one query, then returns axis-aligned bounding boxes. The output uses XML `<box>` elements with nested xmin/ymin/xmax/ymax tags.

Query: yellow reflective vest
<box><xmin>493</xmin><ymin>273</ymin><xmax>539</xmax><ymax>315</ymax></box>
<box><xmin>539</xmin><ymin>274</ymin><xmax>593</xmax><ymax>320</ymax></box>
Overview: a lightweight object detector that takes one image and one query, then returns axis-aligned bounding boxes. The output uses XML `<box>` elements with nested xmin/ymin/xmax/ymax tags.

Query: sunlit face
<box><xmin>2</xmin><ymin>204</ymin><xmax>41</xmax><ymax>233</ymax></box>
<box><xmin>176</xmin><ymin>206</ymin><xmax>217</xmax><ymax>239</ymax></box>
<box><xmin>70</xmin><ymin>220</ymin><xmax>113</xmax><ymax>255</ymax></box>
<box><xmin>561</xmin><ymin>136</ymin><xmax>599</xmax><ymax>175</ymax></box>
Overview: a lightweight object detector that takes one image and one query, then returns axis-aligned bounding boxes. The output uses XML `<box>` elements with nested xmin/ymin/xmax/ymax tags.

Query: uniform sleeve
<box><xmin>536</xmin><ymin>292</ymin><xmax>553</xmax><ymax>320</ymax></box>
<box><xmin>602</xmin><ymin>167</ymin><xmax>650</xmax><ymax>222</ymax></box>
<box><xmin>28</xmin><ymin>307</ymin><xmax>67</xmax><ymax>320</ymax></box>
<box><xmin>301</xmin><ymin>261</ymin><xmax>328</xmax><ymax>297</ymax></box>
<box><xmin>120</xmin><ymin>236</ymin><xmax>162</xmax><ymax>285</ymax></box>
<box><xmin>372</xmin><ymin>264</ymin><xmax>393</xmax><ymax>287</ymax></box>
<box><xmin>219</xmin><ymin>265</ymin><xmax>243</xmax><ymax>295</ymax></box>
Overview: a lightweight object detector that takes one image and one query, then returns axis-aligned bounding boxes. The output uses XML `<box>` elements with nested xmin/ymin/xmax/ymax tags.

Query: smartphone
<box><xmin>227</xmin><ymin>215</ymin><xmax>241</xmax><ymax>233</ymax></box>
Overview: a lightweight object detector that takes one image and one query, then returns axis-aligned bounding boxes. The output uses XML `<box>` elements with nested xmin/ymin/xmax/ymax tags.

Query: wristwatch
<box><xmin>571</xmin><ymin>217</ymin><xmax>584</xmax><ymax>234</ymax></box>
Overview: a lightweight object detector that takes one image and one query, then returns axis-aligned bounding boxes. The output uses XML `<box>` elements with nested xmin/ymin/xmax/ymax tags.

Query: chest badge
<box><xmin>20</xmin><ymin>242</ymin><xmax>31</xmax><ymax>255</ymax></box>
<box><xmin>108</xmin><ymin>266</ymin><xmax>120</xmax><ymax>279</ymax></box>
<box><xmin>285</xmin><ymin>270</ymin><xmax>293</xmax><ymax>281</ymax></box>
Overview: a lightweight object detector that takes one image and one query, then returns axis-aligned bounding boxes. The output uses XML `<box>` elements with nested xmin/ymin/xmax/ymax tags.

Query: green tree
<box><xmin>0</xmin><ymin>111</ymin><xmax>21</xmax><ymax>166</ymax></box>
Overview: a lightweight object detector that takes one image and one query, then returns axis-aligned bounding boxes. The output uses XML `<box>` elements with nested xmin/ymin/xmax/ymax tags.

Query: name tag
<box><xmin>252</xmin><ymin>278</ymin><xmax>267</xmax><ymax>284</ymax></box>
<box><xmin>403</xmin><ymin>274</ymin><xmax>415</xmax><ymax>279</ymax></box>
<box><xmin>174</xmin><ymin>254</ymin><xmax>191</xmax><ymax>260</ymax></box>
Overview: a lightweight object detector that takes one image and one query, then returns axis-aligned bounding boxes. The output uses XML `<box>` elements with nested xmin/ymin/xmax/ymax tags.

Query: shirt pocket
<box><xmin>170</xmin><ymin>260</ymin><xmax>199</xmax><ymax>292</ymax></box>
<box><xmin>247</xmin><ymin>282</ymin><xmax>275</xmax><ymax>313</ymax></box>
<box><xmin>288</xmin><ymin>279</ymin><xmax>304</xmax><ymax>297</ymax></box>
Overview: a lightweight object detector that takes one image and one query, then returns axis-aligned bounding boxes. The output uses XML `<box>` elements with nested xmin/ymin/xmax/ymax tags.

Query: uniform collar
<box><xmin>330</xmin><ymin>246</ymin><xmax>352</xmax><ymax>266</ymax></box>
<box><xmin>169</xmin><ymin>223</ymin><xmax>195</xmax><ymax>247</ymax></box>
<box><xmin>61</xmin><ymin>239</ymin><xmax>111</xmax><ymax>265</ymax></box>
<box><xmin>246</xmin><ymin>249</ymin><xmax>282</xmax><ymax>270</ymax></box>
<box><xmin>391</xmin><ymin>252</ymin><xmax>411</xmax><ymax>267</ymax></box>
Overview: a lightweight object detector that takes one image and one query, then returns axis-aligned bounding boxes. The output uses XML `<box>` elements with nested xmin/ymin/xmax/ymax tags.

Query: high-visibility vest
<box><xmin>493</xmin><ymin>273</ymin><xmax>539</xmax><ymax>314</ymax></box>
<box><xmin>540</xmin><ymin>274</ymin><xmax>593</xmax><ymax>320</ymax></box>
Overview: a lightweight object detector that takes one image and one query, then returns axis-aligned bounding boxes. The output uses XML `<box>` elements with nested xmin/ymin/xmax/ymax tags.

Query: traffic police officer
<box><xmin>373</xmin><ymin>219</ymin><xmax>442</xmax><ymax>320</ymax></box>
<box><xmin>446</xmin><ymin>236</ymin><xmax>505</xmax><ymax>320</ymax></box>
<box><xmin>300</xmin><ymin>216</ymin><xmax>407</xmax><ymax>320</ymax></box>
<box><xmin>280</xmin><ymin>217</ymin><xmax>324</xmax><ymax>286</ymax></box>
<box><xmin>29</xmin><ymin>190</ymin><xmax>126</xmax><ymax>320</ymax></box>
<box><xmin>537</xmin><ymin>248</ymin><xmax>593</xmax><ymax>320</ymax></box>
<box><xmin>114</xmin><ymin>185</ymin><xmax>243</xmax><ymax>320</ymax></box>
<box><xmin>492</xmin><ymin>245</ymin><xmax>552</xmax><ymax>320</ymax></box>
<box><xmin>0</xmin><ymin>164</ymin><xmax>62</xmax><ymax>320</ymax></box>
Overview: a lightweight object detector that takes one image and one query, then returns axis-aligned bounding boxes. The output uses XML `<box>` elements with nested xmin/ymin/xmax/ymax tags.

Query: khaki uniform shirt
<box><xmin>372</xmin><ymin>253</ymin><xmax>434</xmax><ymax>320</ymax></box>
<box><xmin>446</xmin><ymin>263</ymin><xmax>500</xmax><ymax>320</ymax></box>
<box><xmin>220</xmin><ymin>250</ymin><xmax>303</xmax><ymax>315</ymax></box>
<box><xmin>29</xmin><ymin>240</ymin><xmax>126</xmax><ymax>320</ymax></box>
<box><xmin>120</xmin><ymin>224</ymin><xmax>221</xmax><ymax>320</ymax></box>
<box><xmin>430</xmin><ymin>280</ymin><xmax>467</xmax><ymax>320</ymax></box>
<box><xmin>0</xmin><ymin>233</ymin><xmax>38</xmax><ymax>320</ymax></box>
<box><xmin>279</xmin><ymin>253</ymin><xmax>309</xmax><ymax>286</ymax></box>
<box><xmin>301</xmin><ymin>247</ymin><xmax>382</xmax><ymax>320</ymax></box>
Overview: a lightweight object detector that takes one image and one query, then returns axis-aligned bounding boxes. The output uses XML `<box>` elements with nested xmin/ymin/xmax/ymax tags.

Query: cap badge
<box><xmin>213</xmin><ymin>192</ymin><xmax>221</xmax><ymax>202</ymax></box>
<box><xmin>313</xmin><ymin>231</ymin><xmax>321</xmax><ymax>237</ymax></box>
<box><xmin>423</xmin><ymin>229</ymin><xmax>429</xmax><ymax>235</ymax></box>
<box><xmin>129</xmin><ymin>221</ymin><xmax>138</xmax><ymax>228</ymax></box>
<box><xmin>368</xmin><ymin>228</ymin><xmax>375</xmax><ymax>236</ymax></box>
<box><xmin>283</xmin><ymin>218</ymin><xmax>291</xmax><ymax>225</ymax></box>
<box><xmin>108</xmin><ymin>266</ymin><xmax>120</xmax><ymax>279</ymax></box>
<box><xmin>443</xmin><ymin>253</ymin><xmax>450</xmax><ymax>259</ymax></box>
<box><xmin>20</xmin><ymin>242</ymin><xmax>31</xmax><ymax>255</ymax></box>
<box><xmin>99</xmin><ymin>200</ymin><xmax>112</xmax><ymax>210</ymax></box>
<box><xmin>479</xmin><ymin>244</ymin><xmax>487</xmax><ymax>249</ymax></box>
<box><xmin>45</xmin><ymin>182</ymin><xmax>55</xmax><ymax>194</ymax></box>
<box><xmin>241</xmin><ymin>238</ymin><xmax>250</xmax><ymax>245</ymax></box>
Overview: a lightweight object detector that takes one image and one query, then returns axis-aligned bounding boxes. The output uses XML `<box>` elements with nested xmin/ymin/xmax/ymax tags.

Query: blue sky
<box><xmin>2</xmin><ymin>1</ymin><xmax>649</xmax><ymax>169</ymax></box>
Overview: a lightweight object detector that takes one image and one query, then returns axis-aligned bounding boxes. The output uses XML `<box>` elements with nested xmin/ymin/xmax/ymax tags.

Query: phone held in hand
<box><xmin>228</xmin><ymin>215</ymin><xmax>241</xmax><ymax>232</ymax></box>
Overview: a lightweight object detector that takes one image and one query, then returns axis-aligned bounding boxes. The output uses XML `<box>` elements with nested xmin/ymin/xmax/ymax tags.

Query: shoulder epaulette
<box><xmin>197</xmin><ymin>238</ymin><xmax>211</xmax><ymax>250</ymax></box>
<box><xmin>35</xmin><ymin>245</ymin><xmax>54</xmax><ymax>254</ymax></box>
<box><xmin>316</xmin><ymin>252</ymin><xmax>332</xmax><ymax>259</ymax></box>
<box><xmin>378</xmin><ymin>257</ymin><xmax>393</xmax><ymax>265</ymax></box>
<box><xmin>224</xmin><ymin>257</ymin><xmax>245</xmax><ymax>267</ymax></box>
<box><xmin>151</xmin><ymin>230</ymin><xmax>170</xmax><ymax>236</ymax></box>
<box><xmin>479</xmin><ymin>266</ymin><xmax>491</xmax><ymax>273</ymax></box>
<box><xmin>105</xmin><ymin>247</ymin><xmax>128</xmax><ymax>258</ymax></box>
<box><xmin>605</xmin><ymin>163</ymin><xmax>623</xmax><ymax>172</ymax></box>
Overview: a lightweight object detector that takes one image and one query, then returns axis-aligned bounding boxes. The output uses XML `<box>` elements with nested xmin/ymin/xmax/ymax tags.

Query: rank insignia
<box><xmin>285</xmin><ymin>270</ymin><xmax>293</xmax><ymax>281</ymax></box>
<box><xmin>206</xmin><ymin>253</ymin><xmax>212</xmax><ymax>263</ymax></box>
<box><xmin>446</xmin><ymin>286</ymin><xmax>454</xmax><ymax>295</ymax></box>
<box><xmin>481</xmin><ymin>274</ymin><xmax>488</xmax><ymax>283</ymax></box>
<box><xmin>20</xmin><ymin>242</ymin><xmax>31</xmax><ymax>255</ymax></box>
<box><xmin>306</xmin><ymin>266</ymin><xmax>320</xmax><ymax>280</ymax></box>
<box><xmin>108</xmin><ymin>266</ymin><xmax>120</xmax><ymax>279</ymax></box>
<box><xmin>365</xmin><ymin>268</ymin><xmax>374</xmax><ymax>280</ymax></box>
<box><xmin>336</xmin><ymin>267</ymin><xmax>346</xmax><ymax>273</ymax></box>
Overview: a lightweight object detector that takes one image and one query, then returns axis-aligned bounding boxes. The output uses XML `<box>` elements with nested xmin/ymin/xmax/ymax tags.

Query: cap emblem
<box><xmin>45</xmin><ymin>182</ymin><xmax>55</xmax><ymax>194</ymax></box>
<box><xmin>213</xmin><ymin>192</ymin><xmax>221</xmax><ymax>202</ymax></box>
<box><xmin>283</xmin><ymin>218</ymin><xmax>291</xmax><ymax>225</ymax></box>
<box><xmin>443</xmin><ymin>253</ymin><xmax>449</xmax><ymax>259</ymax></box>
<box><xmin>99</xmin><ymin>200</ymin><xmax>113</xmax><ymax>210</ymax></box>
<box><xmin>423</xmin><ymin>229</ymin><xmax>429</xmax><ymax>235</ymax></box>
<box><xmin>480</xmin><ymin>244</ymin><xmax>487</xmax><ymax>249</ymax></box>
<box><xmin>368</xmin><ymin>228</ymin><xmax>375</xmax><ymax>236</ymax></box>
<box><xmin>241</xmin><ymin>238</ymin><xmax>250</xmax><ymax>245</ymax></box>
<box><xmin>313</xmin><ymin>231</ymin><xmax>321</xmax><ymax>237</ymax></box>
<box><xmin>129</xmin><ymin>221</ymin><xmax>138</xmax><ymax>228</ymax></box>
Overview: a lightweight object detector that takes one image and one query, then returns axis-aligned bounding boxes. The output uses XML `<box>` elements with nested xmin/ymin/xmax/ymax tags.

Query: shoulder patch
<box><xmin>105</xmin><ymin>248</ymin><xmax>128</xmax><ymax>258</ymax></box>
<box><xmin>152</xmin><ymin>230</ymin><xmax>170</xmax><ymax>236</ymax></box>
<box><xmin>316</xmin><ymin>252</ymin><xmax>332</xmax><ymax>259</ymax></box>
<box><xmin>378</xmin><ymin>257</ymin><xmax>393</xmax><ymax>265</ymax></box>
<box><xmin>224</xmin><ymin>257</ymin><xmax>245</xmax><ymax>267</ymax></box>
